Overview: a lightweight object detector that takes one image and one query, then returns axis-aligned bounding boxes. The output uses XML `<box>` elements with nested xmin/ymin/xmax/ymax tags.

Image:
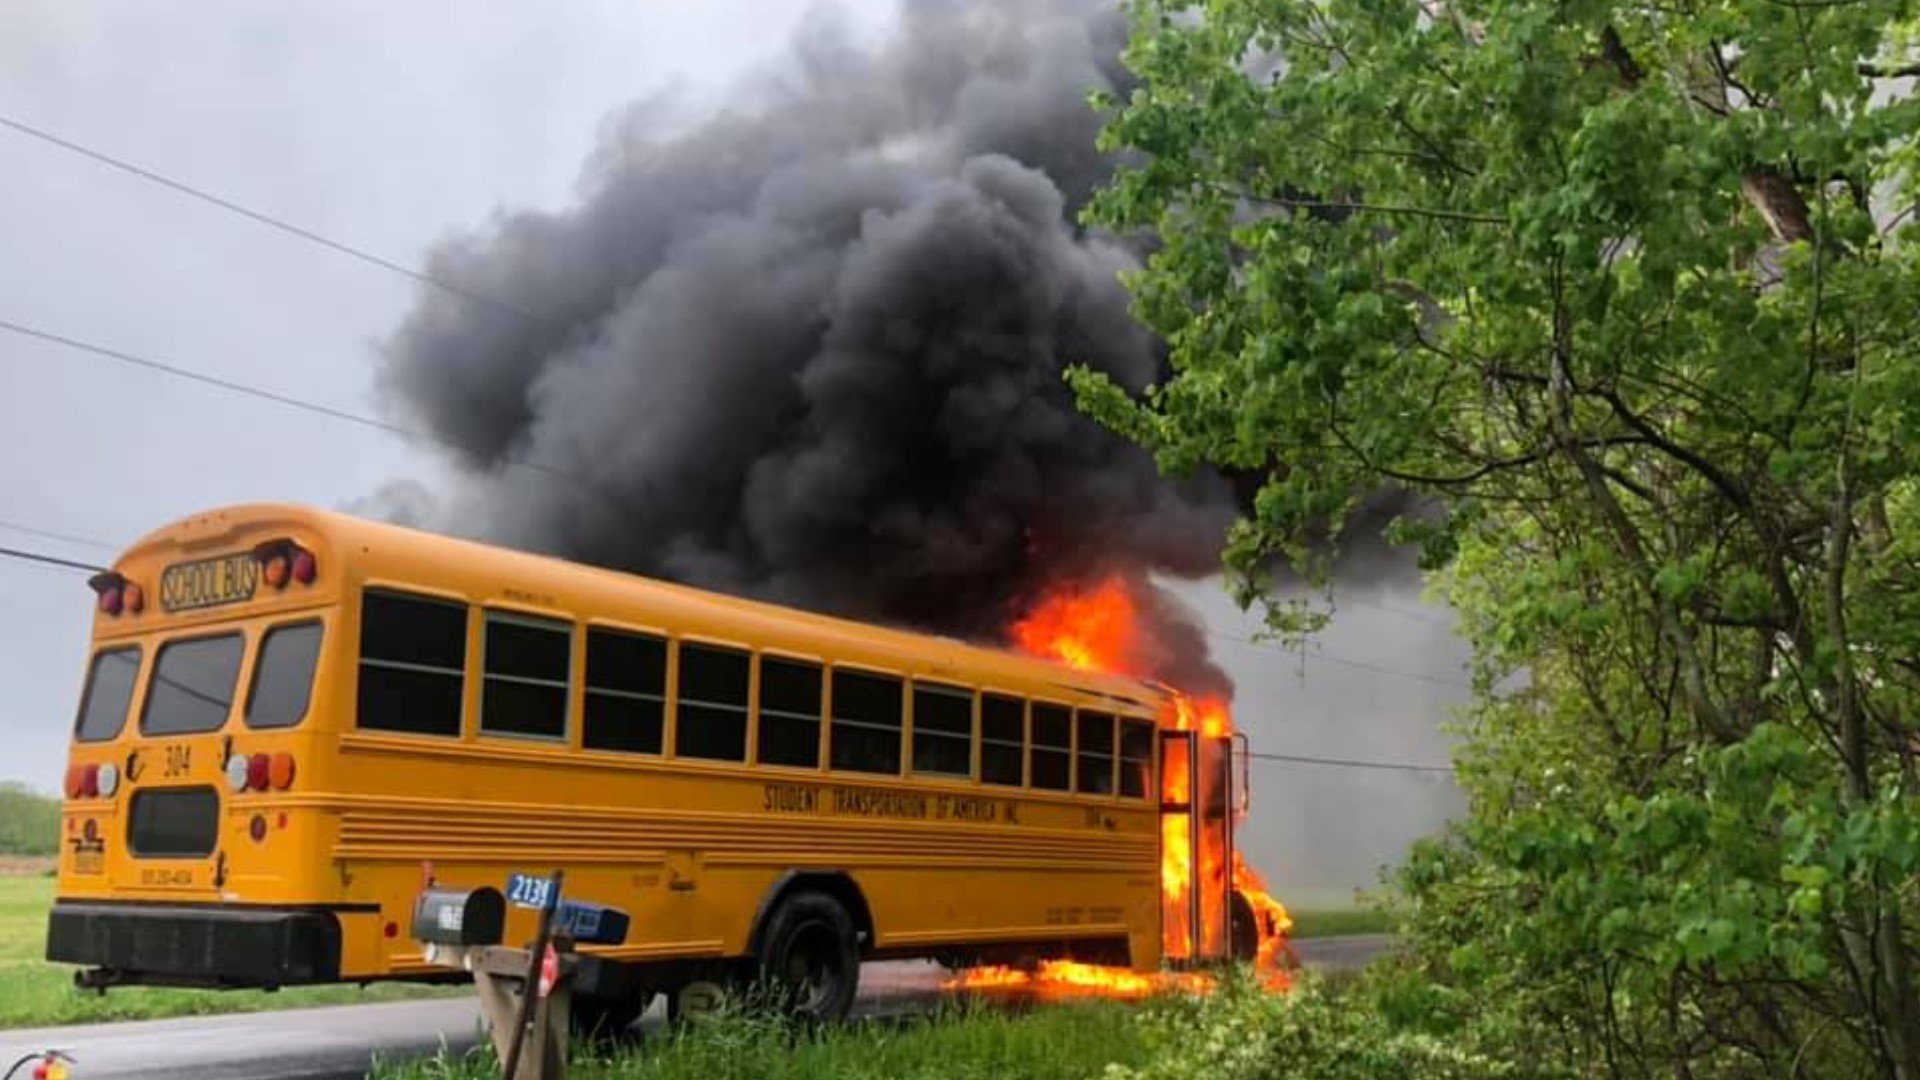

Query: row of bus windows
<box><xmin>74</xmin><ymin>624</ymin><xmax>324</xmax><ymax>742</ymax></box>
<box><xmin>360</xmin><ymin>589</ymin><xmax>1157</xmax><ymax>797</ymax></box>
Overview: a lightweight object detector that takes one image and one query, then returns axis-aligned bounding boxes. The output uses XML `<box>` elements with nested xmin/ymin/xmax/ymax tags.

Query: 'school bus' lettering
<box><xmin>49</xmin><ymin>504</ymin><xmax>1252</xmax><ymax>1021</ymax></box>
<box><xmin>158</xmin><ymin>554</ymin><xmax>259</xmax><ymax>612</ymax></box>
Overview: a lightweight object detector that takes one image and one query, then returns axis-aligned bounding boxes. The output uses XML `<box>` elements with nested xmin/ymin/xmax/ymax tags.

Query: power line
<box><xmin>0</xmin><ymin>112</ymin><xmax>539</xmax><ymax>326</ymax></box>
<box><xmin>0</xmin><ymin>317</ymin><xmax>410</xmax><ymax>438</ymax></box>
<box><xmin>0</xmin><ymin>518</ymin><xmax>120</xmax><ymax>553</ymax></box>
<box><xmin>0</xmin><ymin>315</ymin><xmax>590</xmax><ymax>494</ymax></box>
<box><xmin>0</xmin><ymin>545</ymin><xmax>103</xmax><ymax>574</ymax></box>
<box><xmin>1207</xmin><ymin>629</ymin><xmax>1473</xmax><ymax>689</ymax></box>
<box><xmin>1246</xmin><ymin>748</ymin><xmax>1455</xmax><ymax>774</ymax></box>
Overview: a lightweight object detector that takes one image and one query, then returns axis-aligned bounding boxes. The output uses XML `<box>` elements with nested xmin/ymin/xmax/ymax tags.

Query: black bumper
<box><xmin>47</xmin><ymin>901</ymin><xmax>343</xmax><ymax>989</ymax></box>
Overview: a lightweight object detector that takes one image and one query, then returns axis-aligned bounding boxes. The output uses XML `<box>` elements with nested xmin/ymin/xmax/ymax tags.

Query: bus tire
<box><xmin>1230</xmin><ymin>891</ymin><xmax>1261</xmax><ymax>963</ymax></box>
<box><xmin>755</xmin><ymin>891</ymin><xmax>859</xmax><ymax>1023</ymax></box>
<box><xmin>570</xmin><ymin>992</ymin><xmax>649</xmax><ymax>1043</ymax></box>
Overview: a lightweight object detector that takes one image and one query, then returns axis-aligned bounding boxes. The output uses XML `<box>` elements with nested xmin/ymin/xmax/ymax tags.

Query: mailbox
<box><xmin>554</xmin><ymin>899</ymin><xmax>630</xmax><ymax>947</ymax></box>
<box><xmin>412</xmin><ymin>885</ymin><xmax>507</xmax><ymax>946</ymax></box>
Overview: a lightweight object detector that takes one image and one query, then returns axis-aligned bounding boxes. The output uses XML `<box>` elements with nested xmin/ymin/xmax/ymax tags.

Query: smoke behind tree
<box><xmin>375</xmin><ymin>0</ymin><xmax>1238</xmax><ymax>697</ymax></box>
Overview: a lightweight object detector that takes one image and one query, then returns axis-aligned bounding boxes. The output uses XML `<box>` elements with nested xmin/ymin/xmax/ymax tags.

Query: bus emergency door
<box><xmin>1159</xmin><ymin>729</ymin><xmax>1236</xmax><ymax>966</ymax></box>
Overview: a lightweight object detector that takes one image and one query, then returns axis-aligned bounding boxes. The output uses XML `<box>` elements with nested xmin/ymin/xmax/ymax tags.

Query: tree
<box><xmin>1077</xmin><ymin>0</ymin><xmax>1920</xmax><ymax>1075</ymax></box>
<box><xmin>0</xmin><ymin>782</ymin><xmax>60</xmax><ymax>856</ymax></box>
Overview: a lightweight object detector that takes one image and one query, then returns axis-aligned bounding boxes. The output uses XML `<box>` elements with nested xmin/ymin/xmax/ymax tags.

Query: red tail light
<box><xmin>246</xmin><ymin>753</ymin><xmax>271</xmax><ymax>791</ymax></box>
<box><xmin>252</xmin><ymin>539</ymin><xmax>318</xmax><ymax>589</ymax></box>
<box><xmin>87</xmin><ymin>570</ymin><xmax>142</xmax><ymax>617</ymax></box>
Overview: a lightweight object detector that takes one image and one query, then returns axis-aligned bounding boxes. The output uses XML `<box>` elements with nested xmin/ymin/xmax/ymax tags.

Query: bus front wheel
<box><xmin>755</xmin><ymin>891</ymin><xmax>860</xmax><ymax>1023</ymax></box>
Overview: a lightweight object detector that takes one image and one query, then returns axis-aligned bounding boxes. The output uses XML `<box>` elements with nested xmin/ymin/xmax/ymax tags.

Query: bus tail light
<box><xmin>268</xmin><ymin>752</ymin><xmax>297</xmax><ymax>790</ymax></box>
<box><xmin>246</xmin><ymin>753</ymin><xmax>271</xmax><ymax>791</ymax></box>
<box><xmin>64</xmin><ymin>764</ymin><xmax>100</xmax><ymax>800</ymax></box>
<box><xmin>95</xmin><ymin>762</ymin><xmax>119</xmax><ymax>798</ymax></box>
<box><xmin>252</xmin><ymin>539</ymin><xmax>318</xmax><ymax>591</ymax></box>
<box><xmin>87</xmin><ymin>570</ymin><xmax>143</xmax><ymax>617</ymax></box>
<box><xmin>225</xmin><ymin>754</ymin><xmax>250</xmax><ymax>793</ymax></box>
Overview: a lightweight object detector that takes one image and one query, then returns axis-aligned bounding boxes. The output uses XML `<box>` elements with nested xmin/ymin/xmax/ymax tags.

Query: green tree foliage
<box><xmin>1078</xmin><ymin>0</ymin><xmax>1920</xmax><ymax>1075</ymax></box>
<box><xmin>0</xmin><ymin>783</ymin><xmax>59</xmax><ymax>856</ymax></box>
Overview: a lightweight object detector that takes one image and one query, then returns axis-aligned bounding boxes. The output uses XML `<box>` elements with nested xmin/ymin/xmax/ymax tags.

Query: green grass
<box><xmin>0</xmin><ymin>874</ymin><xmax>458</xmax><ymax>1029</ymax></box>
<box><xmin>377</xmin><ymin>1000</ymin><xmax>1143</xmax><ymax>1080</ymax></box>
<box><xmin>1287</xmin><ymin>907</ymin><xmax>1396</xmax><ymax>939</ymax></box>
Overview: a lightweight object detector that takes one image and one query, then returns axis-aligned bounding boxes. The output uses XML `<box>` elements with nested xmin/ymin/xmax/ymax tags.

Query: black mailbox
<box><xmin>412</xmin><ymin>885</ymin><xmax>507</xmax><ymax>946</ymax></box>
<box><xmin>554</xmin><ymin>900</ymin><xmax>630</xmax><ymax>947</ymax></box>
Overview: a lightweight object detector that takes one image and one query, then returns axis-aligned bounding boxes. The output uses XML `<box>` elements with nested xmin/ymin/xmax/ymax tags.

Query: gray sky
<box><xmin>0</xmin><ymin>1</ymin><xmax>1467</xmax><ymax>906</ymax></box>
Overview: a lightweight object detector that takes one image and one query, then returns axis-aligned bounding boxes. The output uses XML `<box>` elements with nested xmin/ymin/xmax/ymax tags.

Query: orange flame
<box><xmin>1010</xmin><ymin>577</ymin><xmax>1139</xmax><ymax>674</ymax></box>
<box><xmin>941</xmin><ymin>959</ymin><xmax>1217</xmax><ymax>998</ymax></box>
<box><xmin>987</xmin><ymin>576</ymin><xmax>1292</xmax><ymax>995</ymax></box>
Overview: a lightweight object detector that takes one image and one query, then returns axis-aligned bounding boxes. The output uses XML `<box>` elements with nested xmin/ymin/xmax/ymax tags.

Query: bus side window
<box><xmin>1119</xmin><ymin>718</ymin><xmax>1155</xmax><ymax>799</ymax></box>
<box><xmin>979</xmin><ymin>694</ymin><xmax>1025</xmax><ymax>786</ymax></box>
<box><xmin>74</xmin><ymin>646</ymin><xmax>142</xmax><ymax>743</ymax></box>
<box><xmin>246</xmin><ymin>622</ymin><xmax>323</xmax><ymax>730</ymax></box>
<box><xmin>1075</xmin><ymin>711</ymin><xmax>1116</xmax><ymax>795</ymax></box>
<box><xmin>911</xmin><ymin>683</ymin><xmax>973</xmax><ymax>777</ymax></box>
<box><xmin>583</xmin><ymin>628</ymin><xmax>666</xmax><ymax>754</ymax></box>
<box><xmin>676</xmin><ymin>643</ymin><xmax>749</xmax><ymax>762</ymax></box>
<box><xmin>479</xmin><ymin>612</ymin><xmax>572</xmax><ymax>741</ymax></box>
<box><xmin>759</xmin><ymin>657</ymin><xmax>822</xmax><ymax>768</ymax></box>
<box><xmin>831</xmin><ymin>670</ymin><xmax>903</xmax><ymax>775</ymax></box>
<box><xmin>1029</xmin><ymin>704</ymin><xmax>1071</xmax><ymax>791</ymax></box>
<box><xmin>357</xmin><ymin>589</ymin><xmax>466</xmax><ymax>737</ymax></box>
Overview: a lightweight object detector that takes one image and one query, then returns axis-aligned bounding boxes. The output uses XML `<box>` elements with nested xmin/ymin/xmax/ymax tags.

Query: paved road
<box><xmin>0</xmin><ymin>938</ymin><xmax>1387</xmax><ymax>1080</ymax></box>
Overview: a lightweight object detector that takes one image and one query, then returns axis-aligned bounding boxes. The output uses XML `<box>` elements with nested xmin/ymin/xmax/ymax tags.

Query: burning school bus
<box><xmin>49</xmin><ymin>504</ymin><xmax>1287</xmax><ymax>1024</ymax></box>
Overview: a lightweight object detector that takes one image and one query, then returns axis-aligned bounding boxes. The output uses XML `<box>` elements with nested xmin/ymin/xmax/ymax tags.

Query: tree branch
<box><xmin>1859</xmin><ymin>61</ymin><xmax>1920</xmax><ymax>78</ymax></box>
<box><xmin>1239</xmin><ymin>189</ymin><xmax>1506</xmax><ymax>224</ymax></box>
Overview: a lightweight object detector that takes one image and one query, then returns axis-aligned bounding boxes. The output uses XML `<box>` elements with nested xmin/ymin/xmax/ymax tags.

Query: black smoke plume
<box><xmin>376</xmin><ymin>0</ymin><xmax>1239</xmax><ymax>698</ymax></box>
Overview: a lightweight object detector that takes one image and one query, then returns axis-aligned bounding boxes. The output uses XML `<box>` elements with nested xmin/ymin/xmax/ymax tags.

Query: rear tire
<box><xmin>755</xmin><ymin>891</ymin><xmax>860</xmax><ymax>1023</ymax></box>
<box><xmin>1230</xmin><ymin>891</ymin><xmax>1261</xmax><ymax>963</ymax></box>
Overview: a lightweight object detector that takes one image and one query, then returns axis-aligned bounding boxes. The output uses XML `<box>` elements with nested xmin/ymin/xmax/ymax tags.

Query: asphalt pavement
<box><xmin>0</xmin><ymin>938</ymin><xmax>1388</xmax><ymax>1080</ymax></box>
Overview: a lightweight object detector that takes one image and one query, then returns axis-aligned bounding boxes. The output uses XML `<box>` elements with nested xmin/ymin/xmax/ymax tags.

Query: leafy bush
<box><xmin>0</xmin><ymin>784</ymin><xmax>58</xmax><ymax>856</ymax></box>
<box><xmin>1105</xmin><ymin>972</ymin><xmax>1554</xmax><ymax>1080</ymax></box>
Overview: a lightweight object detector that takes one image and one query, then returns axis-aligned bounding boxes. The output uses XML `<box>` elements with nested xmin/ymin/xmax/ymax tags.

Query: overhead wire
<box><xmin>0</xmin><ymin>111</ymin><xmax>539</xmax><ymax>326</ymax></box>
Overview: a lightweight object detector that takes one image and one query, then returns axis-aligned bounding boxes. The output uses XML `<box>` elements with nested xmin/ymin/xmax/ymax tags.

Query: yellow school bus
<box><xmin>48</xmin><ymin>504</ymin><xmax>1251</xmax><ymax>1027</ymax></box>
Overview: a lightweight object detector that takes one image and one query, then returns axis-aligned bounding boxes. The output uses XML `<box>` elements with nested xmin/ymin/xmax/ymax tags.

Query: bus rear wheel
<box><xmin>755</xmin><ymin>891</ymin><xmax>859</xmax><ymax>1023</ymax></box>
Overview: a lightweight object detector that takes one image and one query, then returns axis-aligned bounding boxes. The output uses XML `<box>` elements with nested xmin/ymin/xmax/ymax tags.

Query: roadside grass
<box><xmin>376</xmin><ymin>999</ymin><xmax>1144</xmax><ymax>1080</ymax></box>
<box><xmin>1286</xmin><ymin>907</ymin><xmax>1396</xmax><ymax>939</ymax></box>
<box><xmin>0</xmin><ymin>874</ymin><xmax>458</xmax><ymax>1029</ymax></box>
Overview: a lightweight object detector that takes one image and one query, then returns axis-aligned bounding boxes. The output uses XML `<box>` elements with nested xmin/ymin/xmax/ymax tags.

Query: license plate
<box><xmin>160</xmin><ymin>554</ymin><xmax>260</xmax><ymax>613</ymax></box>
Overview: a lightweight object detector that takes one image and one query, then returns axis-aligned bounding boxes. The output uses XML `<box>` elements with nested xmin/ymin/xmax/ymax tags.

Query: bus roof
<box><xmin>116</xmin><ymin>503</ymin><xmax>1172</xmax><ymax>711</ymax></box>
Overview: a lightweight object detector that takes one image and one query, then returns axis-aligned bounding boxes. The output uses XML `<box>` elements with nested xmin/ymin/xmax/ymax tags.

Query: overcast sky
<box><xmin>0</xmin><ymin>1</ymin><xmax>1467</xmax><ymax>905</ymax></box>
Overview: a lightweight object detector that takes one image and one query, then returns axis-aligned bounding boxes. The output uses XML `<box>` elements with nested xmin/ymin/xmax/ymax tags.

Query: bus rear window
<box><xmin>75</xmin><ymin>647</ymin><xmax>141</xmax><ymax>743</ymax></box>
<box><xmin>141</xmin><ymin>634</ymin><xmax>243</xmax><ymax>736</ymax></box>
<box><xmin>246</xmin><ymin>623</ymin><xmax>323</xmax><ymax>730</ymax></box>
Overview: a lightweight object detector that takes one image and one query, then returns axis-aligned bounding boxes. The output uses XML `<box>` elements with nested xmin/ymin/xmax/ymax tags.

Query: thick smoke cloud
<box><xmin>376</xmin><ymin>0</ymin><xmax>1238</xmax><ymax>697</ymax></box>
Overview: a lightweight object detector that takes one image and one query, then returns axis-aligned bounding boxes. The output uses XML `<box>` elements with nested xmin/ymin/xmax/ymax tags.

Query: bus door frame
<box><xmin>1159</xmin><ymin>729</ymin><xmax>1238</xmax><ymax>967</ymax></box>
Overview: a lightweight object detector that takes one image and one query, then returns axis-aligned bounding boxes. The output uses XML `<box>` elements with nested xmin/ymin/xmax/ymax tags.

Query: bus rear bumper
<box><xmin>46</xmin><ymin>901</ymin><xmax>343</xmax><ymax>990</ymax></box>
